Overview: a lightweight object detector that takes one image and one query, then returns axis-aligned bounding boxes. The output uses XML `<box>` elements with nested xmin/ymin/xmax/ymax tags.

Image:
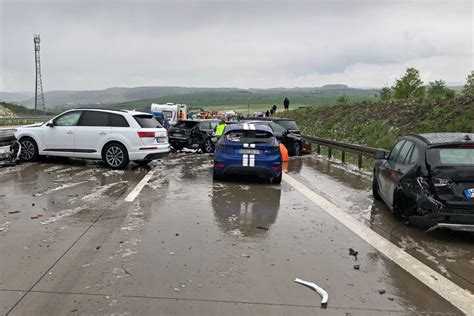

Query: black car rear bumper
<box><xmin>409</xmin><ymin>207</ymin><xmax>474</xmax><ymax>230</ymax></box>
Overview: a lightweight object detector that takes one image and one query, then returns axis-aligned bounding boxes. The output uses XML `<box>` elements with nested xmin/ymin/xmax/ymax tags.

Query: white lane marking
<box><xmin>243</xmin><ymin>143</ymin><xmax>249</xmax><ymax>148</ymax></box>
<box><xmin>242</xmin><ymin>154</ymin><xmax>249</xmax><ymax>167</ymax></box>
<box><xmin>249</xmin><ymin>154</ymin><xmax>255</xmax><ymax>167</ymax></box>
<box><xmin>250</xmin><ymin>143</ymin><xmax>255</xmax><ymax>148</ymax></box>
<box><xmin>283</xmin><ymin>173</ymin><xmax>474</xmax><ymax>315</ymax></box>
<box><xmin>125</xmin><ymin>170</ymin><xmax>156</xmax><ymax>202</ymax></box>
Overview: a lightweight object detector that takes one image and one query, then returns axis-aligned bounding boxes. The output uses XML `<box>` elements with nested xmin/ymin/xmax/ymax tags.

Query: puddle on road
<box><xmin>290</xmin><ymin>154</ymin><xmax>474</xmax><ymax>292</ymax></box>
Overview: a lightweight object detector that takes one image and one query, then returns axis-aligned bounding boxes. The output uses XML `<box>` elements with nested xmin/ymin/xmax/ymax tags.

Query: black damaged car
<box><xmin>373</xmin><ymin>133</ymin><xmax>474</xmax><ymax>231</ymax></box>
<box><xmin>168</xmin><ymin>120</ymin><xmax>219</xmax><ymax>153</ymax></box>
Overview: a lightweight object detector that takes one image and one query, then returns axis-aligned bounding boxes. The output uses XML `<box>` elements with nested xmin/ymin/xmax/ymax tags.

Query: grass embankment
<box><xmin>284</xmin><ymin>97</ymin><xmax>474</xmax><ymax>170</ymax></box>
<box><xmin>285</xmin><ymin>97</ymin><xmax>473</xmax><ymax>150</ymax></box>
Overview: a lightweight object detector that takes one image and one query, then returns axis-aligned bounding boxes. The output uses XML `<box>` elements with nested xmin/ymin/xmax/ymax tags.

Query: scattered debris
<box><xmin>388</xmin><ymin>297</ymin><xmax>394</xmax><ymax>301</ymax></box>
<box><xmin>30</xmin><ymin>214</ymin><xmax>43</xmax><ymax>219</ymax></box>
<box><xmin>378</xmin><ymin>289</ymin><xmax>386</xmax><ymax>295</ymax></box>
<box><xmin>175</xmin><ymin>233</ymin><xmax>179</xmax><ymax>236</ymax></box>
<box><xmin>8</xmin><ymin>211</ymin><xmax>20</xmax><ymax>214</ymax></box>
<box><xmin>0</xmin><ymin>141</ymin><xmax>21</xmax><ymax>168</ymax></box>
<box><xmin>170</xmin><ymin>252</ymin><xmax>175</xmax><ymax>255</ymax></box>
<box><xmin>96</xmin><ymin>246</ymin><xmax>101</xmax><ymax>250</ymax></box>
<box><xmin>256</xmin><ymin>226</ymin><xmax>269</xmax><ymax>230</ymax></box>
<box><xmin>294</xmin><ymin>278</ymin><xmax>329</xmax><ymax>307</ymax></box>
<box><xmin>349</xmin><ymin>248</ymin><xmax>358</xmax><ymax>259</ymax></box>
<box><xmin>353</xmin><ymin>264</ymin><xmax>360</xmax><ymax>270</ymax></box>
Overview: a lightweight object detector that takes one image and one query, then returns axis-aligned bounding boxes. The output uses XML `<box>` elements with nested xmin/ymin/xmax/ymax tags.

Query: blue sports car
<box><xmin>213</xmin><ymin>123</ymin><xmax>282</xmax><ymax>184</ymax></box>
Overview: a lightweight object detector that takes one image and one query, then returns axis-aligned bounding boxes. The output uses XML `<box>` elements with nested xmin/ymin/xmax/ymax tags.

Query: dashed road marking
<box><xmin>283</xmin><ymin>173</ymin><xmax>474</xmax><ymax>315</ymax></box>
<box><xmin>125</xmin><ymin>169</ymin><xmax>156</xmax><ymax>202</ymax></box>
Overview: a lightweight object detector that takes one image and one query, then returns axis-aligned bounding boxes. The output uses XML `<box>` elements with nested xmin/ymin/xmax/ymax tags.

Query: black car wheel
<box><xmin>291</xmin><ymin>142</ymin><xmax>301</xmax><ymax>156</ymax></box>
<box><xmin>202</xmin><ymin>139</ymin><xmax>214</xmax><ymax>153</ymax></box>
<box><xmin>19</xmin><ymin>137</ymin><xmax>39</xmax><ymax>162</ymax></box>
<box><xmin>171</xmin><ymin>142</ymin><xmax>184</xmax><ymax>151</ymax></box>
<box><xmin>372</xmin><ymin>176</ymin><xmax>382</xmax><ymax>201</ymax></box>
<box><xmin>103</xmin><ymin>143</ymin><xmax>129</xmax><ymax>169</ymax></box>
<box><xmin>270</xmin><ymin>173</ymin><xmax>282</xmax><ymax>184</ymax></box>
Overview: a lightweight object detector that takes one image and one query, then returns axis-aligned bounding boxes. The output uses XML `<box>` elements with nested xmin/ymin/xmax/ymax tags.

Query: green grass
<box><xmin>104</xmin><ymin>89</ymin><xmax>379</xmax><ymax>113</ymax></box>
<box><xmin>285</xmin><ymin>96</ymin><xmax>474</xmax><ymax>151</ymax></box>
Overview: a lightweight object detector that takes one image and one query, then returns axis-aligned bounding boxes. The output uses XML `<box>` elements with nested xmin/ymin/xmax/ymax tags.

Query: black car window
<box><xmin>77</xmin><ymin>111</ymin><xmax>109</xmax><ymax>127</ymax></box>
<box><xmin>276</xmin><ymin>120</ymin><xmax>298</xmax><ymax>130</ymax></box>
<box><xmin>388</xmin><ymin>140</ymin><xmax>405</xmax><ymax>162</ymax></box>
<box><xmin>54</xmin><ymin>111</ymin><xmax>82</xmax><ymax>126</ymax></box>
<box><xmin>110</xmin><ymin>113</ymin><xmax>129</xmax><ymax>127</ymax></box>
<box><xmin>174</xmin><ymin>121</ymin><xmax>199</xmax><ymax>129</ymax></box>
<box><xmin>134</xmin><ymin>115</ymin><xmax>163</xmax><ymax>128</ymax></box>
<box><xmin>200</xmin><ymin>122</ymin><xmax>211</xmax><ymax>129</ymax></box>
<box><xmin>269</xmin><ymin>122</ymin><xmax>286</xmax><ymax>134</ymax></box>
<box><xmin>407</xmin><ymin>145</ymin><xmax>419</xmax><ymax>164</ymax></box>
<box><xmin>396</xmin><ymin>141</ymin><xmax>414</xmax><ymax>164</ymax></box>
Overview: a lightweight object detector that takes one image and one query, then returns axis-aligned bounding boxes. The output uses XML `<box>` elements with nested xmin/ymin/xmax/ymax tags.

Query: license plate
<box><xmin>464</xmin><ymin>188</ymin><xmax>474</xmax><ymax>200</ymax></box>
<box><xmin>156</xmin><ymin>137</ymin><xmax>166</xmax><ymax>143</ymax></box>
<box><xmin>173</xmin><ymin>133</ymin><xmax>183</xmax><ymax>137</ymax></box>
<box><xmin>240</xmin><ymin>149</ymin><xmax>260</xmax><ymax>155</ymax></box>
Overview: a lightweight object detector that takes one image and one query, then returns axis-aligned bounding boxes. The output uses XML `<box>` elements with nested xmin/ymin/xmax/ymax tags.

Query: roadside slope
<box><xmin>284</xmin><ymin>97</ymin><xmax>474</xmax><ymax>149</ymax></box>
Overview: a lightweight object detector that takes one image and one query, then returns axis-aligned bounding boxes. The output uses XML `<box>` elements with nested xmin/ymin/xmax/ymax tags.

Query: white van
<box><xmin>150</xmin><ymin>103</ymin><xmax>187</xmax><ymax>125</ymax></box>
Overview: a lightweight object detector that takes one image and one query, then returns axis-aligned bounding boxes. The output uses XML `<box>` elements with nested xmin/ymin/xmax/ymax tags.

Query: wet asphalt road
<box><xmin>0</xmin><ymin>153</ymin><xmax>472</xmax><ymax>315</ymax></box>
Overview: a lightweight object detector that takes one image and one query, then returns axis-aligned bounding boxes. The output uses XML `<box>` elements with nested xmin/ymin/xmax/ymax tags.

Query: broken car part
<box><xmin>294</xmin><ymin>278</ymin><xmax>329</xmax><ymax>307</ymax></box>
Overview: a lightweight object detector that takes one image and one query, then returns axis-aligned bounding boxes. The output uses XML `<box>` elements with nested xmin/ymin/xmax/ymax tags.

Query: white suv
<box><xmin>14</xmin><ymin>109</ymin><xmax>170</xmax><ymax>169</ymax></box>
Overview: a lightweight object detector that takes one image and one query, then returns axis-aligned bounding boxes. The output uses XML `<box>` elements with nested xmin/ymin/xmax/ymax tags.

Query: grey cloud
<box><xmin>0</xmin><ymin>0</ymin><xmax>472</xmax><ymax>91</ymax></box>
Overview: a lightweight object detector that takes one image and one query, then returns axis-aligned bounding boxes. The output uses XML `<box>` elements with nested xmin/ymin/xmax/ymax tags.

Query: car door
<box><xmin>377</xmin><ymin>140</ymin><xmax>405</xmax><ymax>204</ymax></box>
<box><xmin>74</xmin><ymin>111</ymin><xmax>111</xmax><ymax>158</ymax></box>
<box><xmin>41</xmin><ymin>110</ymin><xmax>82</xmax><ymax>156</ymax></box>
<box><xmin>385</xmin><ymin>141</ymin><xmax>415</xmax><ymax>206</ymax></box>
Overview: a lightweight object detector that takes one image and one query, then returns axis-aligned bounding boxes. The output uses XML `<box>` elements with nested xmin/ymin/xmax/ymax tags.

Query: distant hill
<box><xmin>0</xmin><ymin>84</ymin><xmax>378</xmax><ymax>111</ymax></box>
<box><xmin>0</xmin><ymin>92</ymin><xmax>33</xmax><ymax>103</ymax></box>
<box><xmin>106</xmin><ymin>87</ymin><xmax>379</xmax><ymax>113</ymax></box>
<box><xmin>16</xmin><ymin>86</ymin><xmax>243</xmax><ymax>109</ymax></box>
<box><xmin>0</xmin><ymin>102</ymin><xmax>45</xmax><ymax>116</ymax></box>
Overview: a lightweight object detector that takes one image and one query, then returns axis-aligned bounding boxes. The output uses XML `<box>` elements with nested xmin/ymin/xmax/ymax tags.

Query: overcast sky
<box><xmin>0</xmin><ymin>0</ymin><xmax>472</xmax><ymax>92</ymax></box>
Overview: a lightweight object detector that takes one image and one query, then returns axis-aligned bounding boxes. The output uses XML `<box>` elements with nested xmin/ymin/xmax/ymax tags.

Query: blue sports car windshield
<box><xmin>225</xmin><ymin>130</ymin><xmax>273</xmax><ymax>144</ymax></box>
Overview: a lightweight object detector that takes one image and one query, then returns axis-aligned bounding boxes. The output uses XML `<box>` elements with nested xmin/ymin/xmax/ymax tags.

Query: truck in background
<box><xmin>150</xmin><ymin>103</ymin><xmax>188</xmax><ymax>126</ymax></box>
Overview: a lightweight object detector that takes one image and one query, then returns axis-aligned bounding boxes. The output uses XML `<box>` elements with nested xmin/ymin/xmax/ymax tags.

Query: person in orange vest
<box><xmin>280</xmin><ymin>143</ymin><xmax>289</xmax><ymax>172</ymax></box>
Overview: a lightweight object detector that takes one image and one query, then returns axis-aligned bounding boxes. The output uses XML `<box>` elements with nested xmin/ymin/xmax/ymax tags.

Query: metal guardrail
<box><xmin>302</xmin><ymin>134</ymin><xmax>389</xmax><ymax>169</ymax></box>
<box><xmin>0</xmin><ymin>116</ymin><xmax>50</xmax><ymax>126</ymax></box>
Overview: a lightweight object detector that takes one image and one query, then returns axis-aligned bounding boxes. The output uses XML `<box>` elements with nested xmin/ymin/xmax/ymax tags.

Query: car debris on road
<box><xmin>294</xmin><ymin>277</ymin><xmax>329</xmax><ymax>307</ymax></box>
<box><xmin>0</xmin><ymin>141</ymin><xmax>21</xmax><ymax>168</ymax></box>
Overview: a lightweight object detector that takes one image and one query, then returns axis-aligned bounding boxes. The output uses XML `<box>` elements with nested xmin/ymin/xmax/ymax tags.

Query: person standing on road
<box><xmin>214</xmin><ymin>119</ymin><xmax>226</xmax><ymax>137</ymax></box>
<box><xmin>284</xmin><ymin>97</ymin><xmax>290</xmax><ymax>111</ymax></box>
<box><xmin>163</xmin><ymin>115</ymin><xmax>170</xmax><ymax>129</ymax></box>
<box><xmin>272</xmin><ymin>104</ymin><xmax>277</xmax><ymax>115</ymax></box>
<box><xmin>265</xmin><ymin>110</ymin><xmax>270</xmax><ymax>117</ymax></box>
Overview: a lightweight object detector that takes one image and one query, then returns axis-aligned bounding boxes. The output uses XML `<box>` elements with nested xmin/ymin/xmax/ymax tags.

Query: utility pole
<box><xmin>34</xmin><ymin>34</ymin><xmax>45</xmax><ymax>113</ymax></box>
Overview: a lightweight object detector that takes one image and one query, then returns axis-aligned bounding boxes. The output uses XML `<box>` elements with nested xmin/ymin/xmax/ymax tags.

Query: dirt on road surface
<box><xmin>0</xmin><ymin>153</ymin><xmax>472</xmax><ymax>315</ymax></box>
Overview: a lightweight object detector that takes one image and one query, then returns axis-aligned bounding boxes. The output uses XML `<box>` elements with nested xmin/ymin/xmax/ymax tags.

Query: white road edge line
<box><xmin>282</xmin><ymin>173</ymin><xmax>474</xmax><ymax>315</ymax></box>
<box><xmin>125</xmin><ymin>169</ymin><xmax>156</xmax><ymax>202</ymax></box>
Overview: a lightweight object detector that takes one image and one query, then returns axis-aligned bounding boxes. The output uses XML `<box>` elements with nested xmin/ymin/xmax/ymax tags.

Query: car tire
<box><xmin>201</xmin><ymin>139</ymin><xmax>214</xmax><ymax>153</ymax></box>
<box><xmin>372</xmin><ymin>176</ymin><xmax>382</xmax><ymax>201</ymax></box>
<box><xmin>291</xmin><ymin>142</ymin><xmax>301</xmax><ymax>156</ymax></box>
<box><xmin>19</xmin><ymin>137</ymin><xmax>39</xmax><ymax>162</ymax></box>
<box><xmin>213</xmin><ymin>169</ymin><xmax>223</xmax><ymax>181</ymax></box>
<box><xmin>102</xmin><ymin>142</ymin><xmax>129</xmax><ymax>169</ymax></box>
<box><xmin>270</xmin><ymin>172</ymin><xmax>282</xmax><ymax>184</ymax></box>
<box><xmin>172</xmin><ymin>143</ymin><xmax>184</xmax><ymax>151</ymax></box>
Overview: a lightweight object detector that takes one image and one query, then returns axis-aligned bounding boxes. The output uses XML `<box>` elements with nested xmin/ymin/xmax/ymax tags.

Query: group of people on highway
<box><xmin>265</xmin><ymin>97</ymin><xmax>290</xmax><ymax>117</ymax></box>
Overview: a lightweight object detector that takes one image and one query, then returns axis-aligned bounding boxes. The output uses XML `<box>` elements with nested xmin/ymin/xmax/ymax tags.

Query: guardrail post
<box><xmin>341</xmin><ymin>150</ymin><xmax>345</xmax><ymax>163</ymax></box>
<box><xmin>316</xmin><ymin>144</ymin><xmax>320</xmax><ymax>155</ymax></box>
<box><xmin>328</xmin><ymin>147</ymin><xmax>332</xmax><ymax>159</ymax></box>
<box><xmin>358</xmin><ymin>155</ymin><xmax>362</xmax><ymax>169</ymax></box>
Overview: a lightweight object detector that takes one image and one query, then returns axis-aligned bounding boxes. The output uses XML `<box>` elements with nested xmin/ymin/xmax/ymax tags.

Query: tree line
<box><xmin>379</xmin><ymin>68</ymin><xmax>473</xmax><ymax>101</ymax></box>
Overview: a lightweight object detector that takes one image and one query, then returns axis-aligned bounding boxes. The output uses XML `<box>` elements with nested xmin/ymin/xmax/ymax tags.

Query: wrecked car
<box><xmin>168</xmin><ymin>119</ymin><xmax>218</xmax><ymax>153</ymax></box>
<box><xmin>373</xmin><ymin>133</ymin><xmax>474</xmax><ymax>231</ymax></box>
